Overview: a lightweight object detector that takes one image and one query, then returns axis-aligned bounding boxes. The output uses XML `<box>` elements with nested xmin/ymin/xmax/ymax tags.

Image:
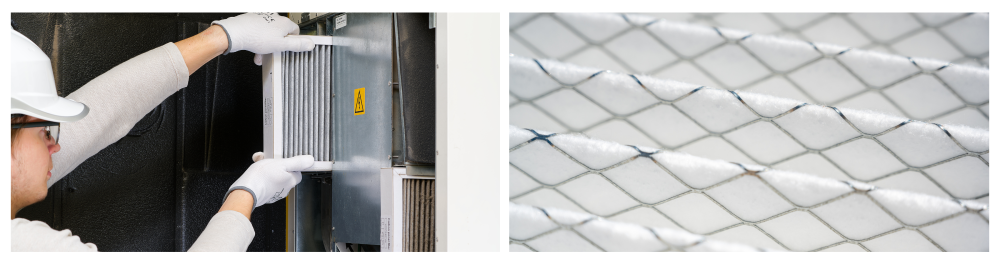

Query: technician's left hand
<box><xmin>227</xmin><ymin>152</ymin><xmax>315</xmax><ymax>208</ymax></box>
<box><xmin>212</xmin><ymin>12</ymin><xmax>315</xmax><ymax>65</ymax></box>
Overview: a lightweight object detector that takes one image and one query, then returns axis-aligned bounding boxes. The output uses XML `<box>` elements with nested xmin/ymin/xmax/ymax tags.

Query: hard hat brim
<box><xmin>12</xmin><ymin>96</ymin><xmax>89</xmax><ymax>123</ymax></box>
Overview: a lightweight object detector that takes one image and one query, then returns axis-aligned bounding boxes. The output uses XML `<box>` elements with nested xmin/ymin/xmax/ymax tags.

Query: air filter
<box><xmin>510</xmin><ymin>125</ymin><xmax>988</xmax><ymax>252</ymax></box>
<box><xmin>381</xmin><ymin>168</ymin><xmax>436</xmax><ymax>252</ymax></box>
<box><xmin>509</xmin><ymin>13</ymin><xmax>989</xmax><ymax>252</ymax></box>
<box><xmin>510</xmin><ymin>13</ymin><xmax>988</xmax><ymax>130</ymax></box>
<box><xmin>402</xmin><ymin>178</ymin><xmax>435</xmax><ymax>251</ymax></box>
<box><xmin>262</xmin><ymin>36</ymin><xmax>339</xmax><ymax>171</ymax></box>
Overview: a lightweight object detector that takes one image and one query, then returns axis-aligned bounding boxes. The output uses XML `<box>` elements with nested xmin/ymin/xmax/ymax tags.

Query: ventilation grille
<box><xmin>403</xmin><ymin>179</ymin><xmax>435</xmax><ymax>252</ymax></box>
<box><xmin>281</xmin><ymin>46</ymin><xmax>333</xmax><ymax>161</ymax></box>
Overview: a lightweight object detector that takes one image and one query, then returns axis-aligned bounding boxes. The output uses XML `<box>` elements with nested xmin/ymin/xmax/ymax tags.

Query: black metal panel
<box><xmin>12</xmin><ymin>13</ymin><xmax>284</xmax><ymax>252</ymax></box>
<box><xmin>394</xmin><ymin>13</ymin><xmax>436</xmax><ymax>165</ymax></box>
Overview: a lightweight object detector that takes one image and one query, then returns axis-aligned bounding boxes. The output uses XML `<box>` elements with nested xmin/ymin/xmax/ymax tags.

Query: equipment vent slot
<box><xmin>403</xmin><ymin>178</ymin><xmax>435</xmax><ymax>252</ymax></box>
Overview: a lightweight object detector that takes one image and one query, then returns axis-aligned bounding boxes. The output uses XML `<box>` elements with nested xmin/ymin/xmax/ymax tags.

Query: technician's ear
<box><xmin>10</xmin><ymin>131</ymin><xmax>24</xmax><ymax>158</ymax></box>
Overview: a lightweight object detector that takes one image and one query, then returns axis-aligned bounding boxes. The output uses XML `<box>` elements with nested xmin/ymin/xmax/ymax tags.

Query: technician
<box><xmin>11</xmin><ymin>13</ymin><xmax>314</xmax><ymax>251</ymax></box>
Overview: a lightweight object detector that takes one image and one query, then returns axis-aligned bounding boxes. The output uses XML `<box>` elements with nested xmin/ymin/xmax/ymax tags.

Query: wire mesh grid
<box><xmin>509</xmin><ymin>127</ymin><xmax>989</xmax><ymax>251</ymax></box>
<box><xmin>622</xmin><ymin>13</ymin><xmax>989</xmax><ymax>68</ymax></box>
<box><xmin>509</xmin><ymin>202</ymin><xmax>765</xmax><ymax>252</ymax></box>
<box><xmin>509</xmin><ymin>13</ymin><xmax>988</xmax><ymax>129</ymax></box>
<box><xmin>510</xmin><ymin>56</ymin><xmax>988</xmax><ymax>202</ymax></box>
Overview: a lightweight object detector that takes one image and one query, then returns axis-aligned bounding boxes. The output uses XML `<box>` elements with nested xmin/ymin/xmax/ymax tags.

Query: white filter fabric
<box><xmin>509</xmin><ymin>13</ymin><xmax>989</xmax><ymax>129</ymax></box>
<box><xmin>509</xmin><ymin>202</ymin><xmax>765</xmax><ymax>252</ymax></box>
<box><xmin>509</xmin><ymin>126</ymin><xmax>988</xmax><ymax>251</ymax></box>
<box><xmin>509</xmin><ymin>56</ymin><xmax>988</xmax><ymax>202</ymax></box>
<box><xmin>510</xmin><ymin>12</ymin><xmax>988</xmax><ymax>252</ymax></box>
<box><xmin>513</xmin><ymin>13</ymin><xmax>988</xmax><ymax>67</ymax></box>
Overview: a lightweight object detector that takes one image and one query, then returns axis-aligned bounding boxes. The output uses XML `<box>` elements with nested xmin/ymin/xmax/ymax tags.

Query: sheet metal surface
<box><xmin>329</xmin><ymin>13</ymin><xmax>394</xmax><ymax>245</ymax></box>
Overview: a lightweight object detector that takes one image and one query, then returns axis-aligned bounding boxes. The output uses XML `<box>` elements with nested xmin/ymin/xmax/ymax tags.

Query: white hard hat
<box><xmin>11</xmin><ymin>26</ymin><xmax>88</xmax><ymax>122</ymax></box>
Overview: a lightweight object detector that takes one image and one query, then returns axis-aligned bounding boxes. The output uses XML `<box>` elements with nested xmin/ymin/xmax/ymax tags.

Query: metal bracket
<box><xmin>405</xmin><ymin>165</ymin><xmax>435</xmax><ymax>176</ymax></box>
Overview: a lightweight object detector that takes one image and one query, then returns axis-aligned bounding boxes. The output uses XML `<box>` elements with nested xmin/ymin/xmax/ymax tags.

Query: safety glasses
<box><xmin>11</xmin><ymin>121</ymin><xmax>60</xmax><ymax>144</ymax></box>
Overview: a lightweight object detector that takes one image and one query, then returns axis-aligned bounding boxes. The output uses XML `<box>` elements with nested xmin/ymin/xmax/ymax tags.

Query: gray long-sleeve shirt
<box><xmin>11</xmin><ymin>43</ymin><xmax>254</xmax><ymax>252</ymax></box>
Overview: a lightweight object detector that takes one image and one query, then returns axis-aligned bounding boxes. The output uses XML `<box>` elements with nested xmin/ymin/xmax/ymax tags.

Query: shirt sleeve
<box><xmin>187</xmin><ymin>210</ymin><xmax>256</xmax><ymax>252</ymax></box>
<box><xmin>11</xmin><ymin>218</ymin><xmax>99</xmax><ymax>252</ymax></box>
<box><xmin>48</xmin><ymin>43</ymin><xmax>190</xmax><ymax>187</ymax></box>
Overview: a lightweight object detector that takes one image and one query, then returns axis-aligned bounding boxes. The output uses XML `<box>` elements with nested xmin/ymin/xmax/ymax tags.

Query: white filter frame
<box><xmin>262</xmin><ymin>35</ymin><xmax>345</xmax><ymax>171</ymax></box>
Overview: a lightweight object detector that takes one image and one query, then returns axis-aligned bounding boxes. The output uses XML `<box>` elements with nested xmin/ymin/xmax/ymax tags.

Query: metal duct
<box><xmin>403</xmin><ymin>178</ymin><xmax>435</xmax><ymax>252</ymax></box>
<box><xmin>281</xmin><ymin>46</ymin><xmax>332</xmax><ymax>162</ymax></box>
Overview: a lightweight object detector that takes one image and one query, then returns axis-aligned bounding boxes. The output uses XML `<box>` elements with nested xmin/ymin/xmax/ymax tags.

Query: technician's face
<box><xmin>11</xmin><ymin>116</ymin><xmax>61</xmax><ymax>207</ymax></box>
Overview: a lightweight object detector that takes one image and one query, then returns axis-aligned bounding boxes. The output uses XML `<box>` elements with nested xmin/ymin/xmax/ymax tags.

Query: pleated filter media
<box><xmin>509</xmin><ymin>13</ymin><xmax>988</xmax><ymax>252</ymax></box>
<box><xmin>262</xmin><ymin>37</ymin><xmax>336</xmax><ymax>171</ymax></box>
<box><xmin>403</xmin><ymin>179</ymin><xmax>436</xmax><ymax>252</ymax></box>
<box><xmin>281</xmin><ymin>46</ymin><xmax>333</xmax><ymax>162</ymax></box>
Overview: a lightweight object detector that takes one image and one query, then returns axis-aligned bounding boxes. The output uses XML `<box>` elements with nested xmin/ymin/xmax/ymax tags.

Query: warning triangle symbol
<box><xmin>355</xmin><ymin>90</ymin><xmax>365</xmax><ymax>113</ymax></box>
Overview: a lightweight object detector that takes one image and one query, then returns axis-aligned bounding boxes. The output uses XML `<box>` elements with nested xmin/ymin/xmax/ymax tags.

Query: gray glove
<box><xmin>227</xmin><ymin>152</ymin><xmax>315</xmax><ymax>208</ymax></box>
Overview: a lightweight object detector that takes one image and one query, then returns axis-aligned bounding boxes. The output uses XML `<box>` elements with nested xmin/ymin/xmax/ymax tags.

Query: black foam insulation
<box><xmin>394</xmin><ymin>13</ymin><xmax>437</xmax><ymax>165</ymax></box>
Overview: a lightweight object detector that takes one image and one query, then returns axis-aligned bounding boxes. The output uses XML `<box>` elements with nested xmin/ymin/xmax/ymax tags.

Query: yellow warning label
<box><xmin>353</xmin><ymin>87</ymin><xmax>366</xmax><ymax>115</ymax></box>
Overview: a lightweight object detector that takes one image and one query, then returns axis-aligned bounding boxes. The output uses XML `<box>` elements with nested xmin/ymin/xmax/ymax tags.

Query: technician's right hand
<box><xmin>212</xmin><ymin>12</ymin><xmax>315</xmax><ymax>65</ymax></box>
<box><xmin>227</xmin><ymin>152</ymin><xmax>315</xmax><ymax>208</ymax></box>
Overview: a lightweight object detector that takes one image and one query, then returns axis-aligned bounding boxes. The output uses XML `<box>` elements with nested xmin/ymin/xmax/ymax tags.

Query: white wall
<box><xmin>436</xmin><ymin>13</ymin><xmax>509</xmax><ymax>252</ymax></box>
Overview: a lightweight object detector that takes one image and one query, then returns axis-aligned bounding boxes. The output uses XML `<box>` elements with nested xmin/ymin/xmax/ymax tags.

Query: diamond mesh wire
<box><xmin>509</xmin><ymin>202</ymin><xmax>766</xmax><ymax>252</ymax></box>
<box><xmin>618</xmin><ymin>13</ymin><xmax>989</xmax><ymax>68</ymax></box>
<box><xmin>509</xmin><ymin>13</ymin><xmax>988</xmax><ymax>129</ymax></box>
<box><xmin>509</xmin><ymin>127</ymin><xmax>989</xmax><ymax>252</ymax></box>
<box><xmin>510</xmin><ymin>55</ymin><xmax>988</xmax><ymax>202</ymax></box>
